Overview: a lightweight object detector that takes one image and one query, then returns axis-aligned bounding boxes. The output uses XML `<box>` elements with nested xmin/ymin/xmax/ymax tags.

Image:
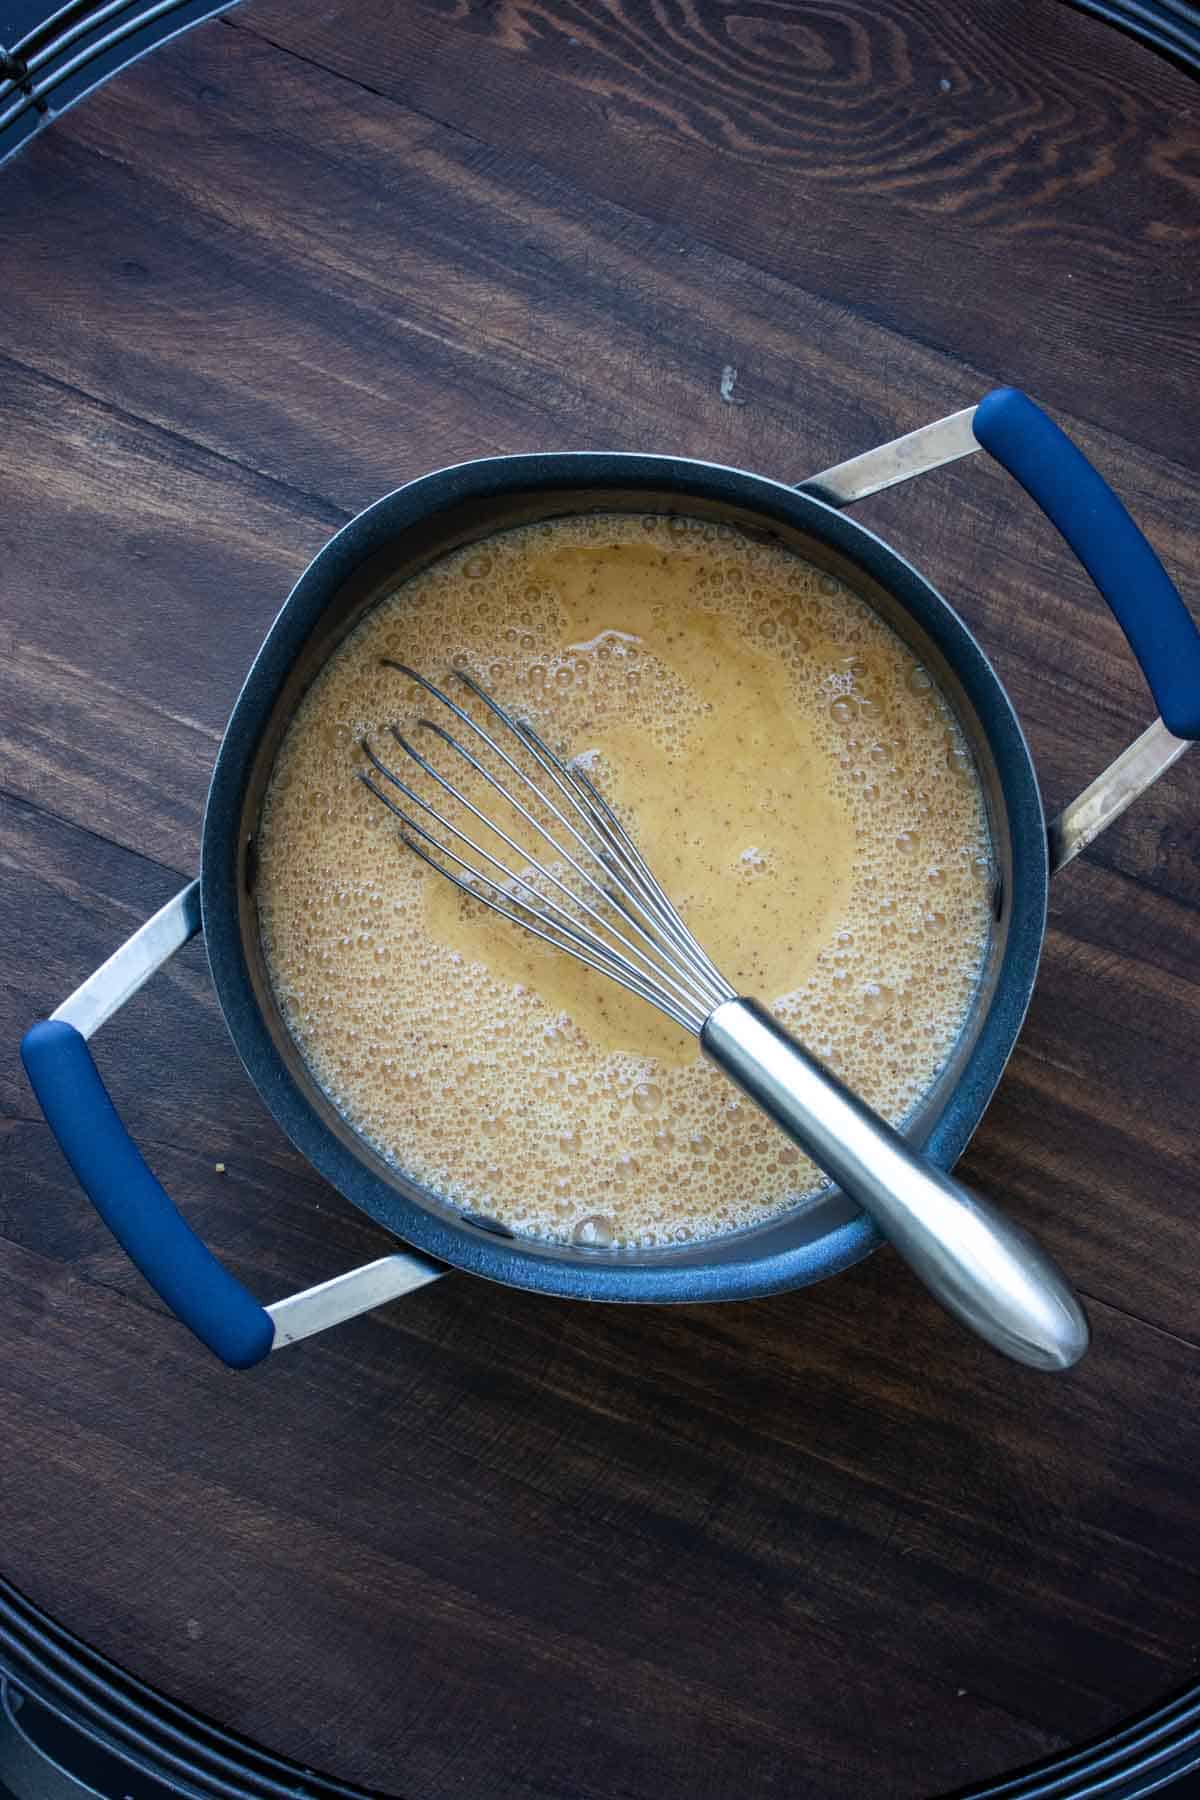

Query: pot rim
<box><xmin>201</xmin><ymin>451</ymin><xmax>1048</xmax><ymax>1303</ymax></box>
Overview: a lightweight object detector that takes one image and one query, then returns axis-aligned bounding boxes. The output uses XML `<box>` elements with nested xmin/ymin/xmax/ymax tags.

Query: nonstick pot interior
<box><xmin>202</xmin><ymin>454</ymin><xmax>1048</xmax><ymax>1302</ymax></box>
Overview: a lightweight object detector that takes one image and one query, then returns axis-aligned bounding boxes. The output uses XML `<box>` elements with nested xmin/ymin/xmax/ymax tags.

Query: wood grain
<box><xmin>1</xmin><ymin>4</ymin><xmax>1199</xmax><ymax>1796</ymax></box>
<box><xmin>233</xmin><ymin>0</ymin><xmax>1200</xmax><ymax>468</ymax></box>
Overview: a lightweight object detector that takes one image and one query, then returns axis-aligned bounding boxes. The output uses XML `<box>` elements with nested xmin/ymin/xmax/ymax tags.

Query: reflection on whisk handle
<box><xmin>701</xmin><ymin>998</ymin><xmax>1089</xmax><ymax>1372</ymax></box>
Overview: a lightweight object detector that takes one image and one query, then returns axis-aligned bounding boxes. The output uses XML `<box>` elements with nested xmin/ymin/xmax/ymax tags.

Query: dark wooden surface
<box><xmin>2</xmin><ymin>4</ymin><xmax>1199</xmax><ymax>1795</ymax></box>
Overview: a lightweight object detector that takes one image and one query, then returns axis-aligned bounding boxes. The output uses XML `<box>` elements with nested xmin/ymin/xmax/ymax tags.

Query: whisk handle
<box><xmin>701</xmin><ymin>998</ymin><xmax>1089</xmax><ymax>1372</ymax></box>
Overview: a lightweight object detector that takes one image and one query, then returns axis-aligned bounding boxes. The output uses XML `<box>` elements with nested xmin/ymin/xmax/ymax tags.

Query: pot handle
<box><xmin>21</xmin><ymin>1016</ymin><xmax>275</xmax><ymax>1369</ymax></box>
<box><xmin>20</xmin><ymin>882</ymin><xmax>274</xmax><ymax>1368</ymax></box>
<box><xmin>21</xmin><ymin>882</ymin><xmax>443</xmax><ymax>1367</ymax></box>
<box><xmin>803</xmin><ymin>388</ymin><xmax>1200</xmax><ymax>742</ymax></box>
<box><xmin>972</xmin><ymin>388</ymin><xmax>1200</xmax><ymax>742</ymax></box>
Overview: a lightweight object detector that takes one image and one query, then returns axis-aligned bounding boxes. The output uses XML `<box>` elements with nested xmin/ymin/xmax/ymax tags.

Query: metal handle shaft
<box><xmin>25</xmin><ymin>880</ymin><xmax>445</xmax><ymax>1364</ymax></box>
<box><xmin>701</xmin><ymin>998</ymin><xmax>1089</xmax><ymax>1371</ymax></box>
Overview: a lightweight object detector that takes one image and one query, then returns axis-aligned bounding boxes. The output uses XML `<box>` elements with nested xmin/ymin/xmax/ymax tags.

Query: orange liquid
<box><xmin>256</xmin><ymin>514</ymin><xmax>992</xmax><ymax>1248</ymax></box>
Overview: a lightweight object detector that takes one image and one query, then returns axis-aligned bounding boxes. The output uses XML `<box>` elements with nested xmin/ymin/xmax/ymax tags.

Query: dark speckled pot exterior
<box><xmin>202</xmin><ymin>454</ymin><xmax>1048</xmax><ymax>1303</ymax></box>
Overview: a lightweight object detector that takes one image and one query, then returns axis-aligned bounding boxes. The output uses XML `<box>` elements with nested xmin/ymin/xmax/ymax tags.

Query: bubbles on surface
<box><xmin>572</xmin><ymin>1214</ymin><xmax>616</xmax><ymax>1246</ymax></box>
<box><xmin>255</xmin><ymin>512</ymin><xmax>993</xmax><ymax>1252</ymax></box>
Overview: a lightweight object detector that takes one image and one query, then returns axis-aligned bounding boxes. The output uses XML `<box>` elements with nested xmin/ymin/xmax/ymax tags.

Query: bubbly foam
<box><xmin>256</xmin><ymin>514</ymin><xmax>993</xmax><ymax>1249</ymax></box>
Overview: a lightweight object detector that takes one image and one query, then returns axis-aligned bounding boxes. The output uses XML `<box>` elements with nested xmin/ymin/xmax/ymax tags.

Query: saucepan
<box><xmin>21</xmin><ymin>389</ymin><xmax>1200</xmax><ymax>1369</ymax></box>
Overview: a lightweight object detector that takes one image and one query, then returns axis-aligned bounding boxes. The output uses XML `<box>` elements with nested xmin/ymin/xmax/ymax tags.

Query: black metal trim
<box><xmin>0</xmin><ymin>1577</ymin><xmax>363</xmax><ymax>1798</ymax></box>
<box><xmin>0</xmin><ymin>0</ymin><xmax>239</xmax><ymax>165</ymax></box>
<box><xmin>1064</xmin><ymin>0</ymin><xmax>1200</xmax><ymax>75</ymax></box>
<box><xmin>2</xmin><ymin>1571</ymin><xmax>1200</xmax><ymax>1800</ymax></box>
<box><xmin>2</xmin><ymin>0</ymin><xmax>1199</xmax><ymax>1794</ymax></box>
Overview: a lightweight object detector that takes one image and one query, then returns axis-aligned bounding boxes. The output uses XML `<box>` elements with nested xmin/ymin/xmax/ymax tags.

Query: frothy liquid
<box><xmin>256</xmin><ymin>515</ymin><xmax>993</xmax><ymax>1248</ymax></box>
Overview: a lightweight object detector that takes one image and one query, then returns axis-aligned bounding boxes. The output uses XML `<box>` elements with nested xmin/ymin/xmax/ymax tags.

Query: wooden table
<box><xmin>2</xmin><ymin>4</ymin><xmax>1199</xmax><ymax>1795</ymax></box>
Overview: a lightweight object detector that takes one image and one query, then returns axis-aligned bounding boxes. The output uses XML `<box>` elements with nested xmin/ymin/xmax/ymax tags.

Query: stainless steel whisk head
<box><xmin>358</xmin><ymin>662</ymin><xmax>1088</xmax><ymax>1374</ymax></box>
<box><xmin>358</xmin><ymin>663</ymin><xmax>735</xmax><ymax>1035</ymax></box>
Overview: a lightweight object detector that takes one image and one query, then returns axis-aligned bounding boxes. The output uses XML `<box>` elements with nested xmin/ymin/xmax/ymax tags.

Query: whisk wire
<box><xmin>422</xmin><ymin>738</ymin><xmax>712</xmax><ymax>1019</ymax></box>
<box><xmin>361</xmin><ymin>668</ymin><xmax>733</xmax><ymax>1023</ymax></box>
<box><xmin>383</xmin><ymin>662</ymin><xmax>714</xmax><ymax>1006</ymax></box>
<box><xmin>451</xmin><ymin>667</ymin><xmax>731</xmax><ymax>1007</ymax></box>
<box><xmin>364</xmin><ymin>731</ymin><xmax>710</xmax><ymax>1021</ymax></box>
<box><xmin>510</xmin><ymin>712</ymin><xmax>732</xmax><ymax>1002</ymax></box>
<box><xmin>386</xmin><ymin>662</ymin><xmax>620</xmax><ymax>879</ymax></box>
<box><xmin>358</xmin><ymin>766</ymin><xmax>703</xmax><ymax>1029</ymax></box>
<box><xmin>361</xmin><ymin>735</ymin><xmax>621</xmax><ymax>969</ymax></box>
<box><xmin>354</xmin><ymin>667</ymin><xmax>1089</xmax><ymax>1374</ymax></box>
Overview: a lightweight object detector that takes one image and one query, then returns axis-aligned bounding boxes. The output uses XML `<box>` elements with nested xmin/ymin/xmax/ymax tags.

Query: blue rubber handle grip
<box><xmin>21</xmin><ymin>1019</ymin><xmax>275</xmax><ymax>1369</ymax></box>
<box><xmin>974</xmin><ymin>388</ymin><xmax>1200</xmax><ymax>740</ymax></box>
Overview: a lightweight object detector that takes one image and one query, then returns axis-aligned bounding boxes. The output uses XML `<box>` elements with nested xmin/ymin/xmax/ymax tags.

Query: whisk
<box><xmin>359</xmin><ymin>665</ymin><xmax>1088</xmax><ymax>1371</ymax></box>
